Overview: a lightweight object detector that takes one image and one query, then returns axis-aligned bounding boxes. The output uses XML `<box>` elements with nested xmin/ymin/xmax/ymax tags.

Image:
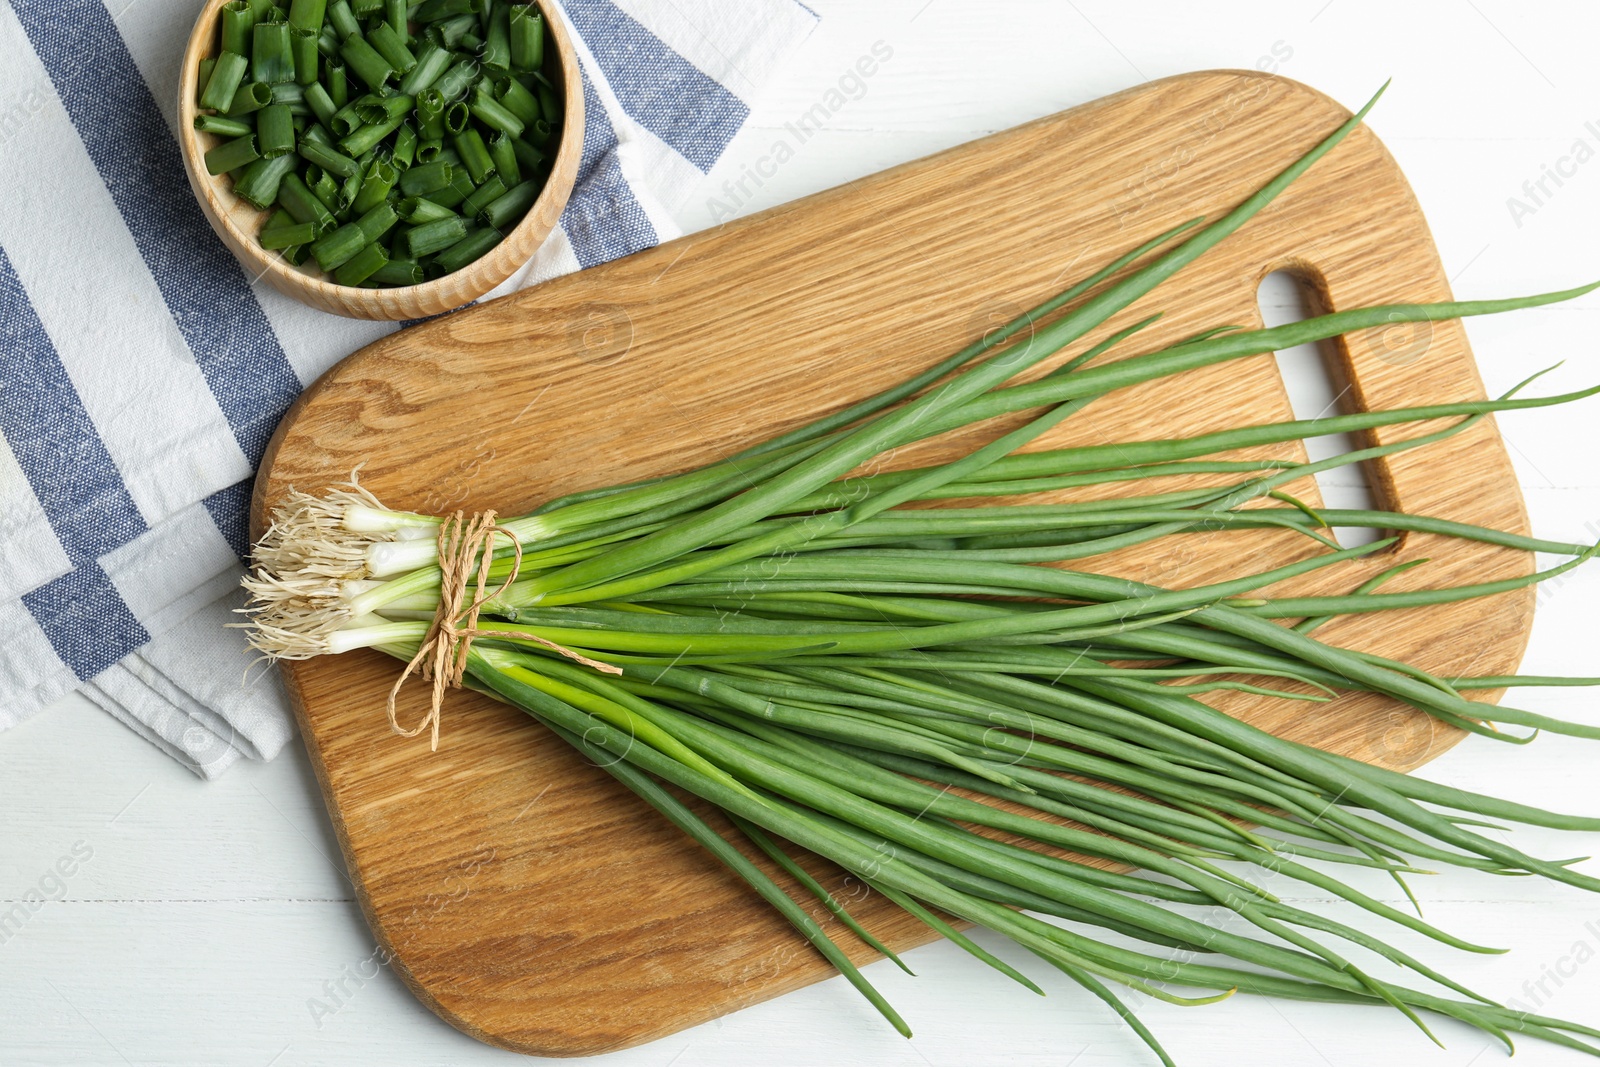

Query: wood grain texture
<box><xmin>255</xmin><ymin>71</ymin><xmax>1535</xmax><ymax>1056</ymax></box>
<box><xmin>176</xmin><ymin>0</ymin><xmax>583</xmax><ymax>321</ymax></box>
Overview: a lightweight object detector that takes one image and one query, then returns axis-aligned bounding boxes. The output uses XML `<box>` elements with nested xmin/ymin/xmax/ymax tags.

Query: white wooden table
<box><xmin>6</xmin><ymin>2</ymin><xmax>1600</xmax><ymax>1064</ymax></box>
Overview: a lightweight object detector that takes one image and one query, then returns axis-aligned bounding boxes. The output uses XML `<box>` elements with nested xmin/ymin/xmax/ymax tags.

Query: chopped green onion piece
<box><xmin>303</xmin><ymin>80</ymin><xmax>338</xmax><ymax>125</ymax></box>
<box><xmin>426</xmin><ymin>13</ymin><xmax>475</xmax><ymax>49</ymax></box>
<box><xmin>458</xmin><ymin>174</ymin><xmax>507</xmax><ymax>220</ymax></box>
<box><xmin>509</xmin><ymin>135</ymin><xmax>544</xmax><ymax>174</ymax></box>
<box><xmin>329</xmin><ymin>99</ymin><xmax>362</xmax><ymax>135</ymax></box>
<box><xmin>480</xmin><ymin>3</ymin><xmax>510</xmax><ymax>70</ymax></box>
<box><xmin>309</xmin><ymin>220</ymin><xmax>365</xmax><ymax>270</ymax></box>
<box><xmin>383</xmin><ymin>0</ymin><xmax>407</xmax><ymax>41</ymax></box>
<box><xmin>523</xmin><ymin>115</ymin><xmax>552</xmax><ymax>145</ymax></box>
<box><xmin>259</xmin><ymin>217</ymin><xmax>322</xmax><ymax>249</ymax></box>
<box><xmin>252</xmin><ymin>21</ymin><xmax>296</xmax><ymax>84</ymax></box>
<box><xmin>200</xmin><ymin>50</ymin><xmax>250</xmax><ymax>111</ymax></box>
<box><xmin>432</xmin><ymin>56</ymin><xmax>479</xmax><ymax>102</ymax></box>
<box><xmin>453</xmin><ymin>127</ymin><xmax>494</xmax><ymax>182</ymax></box>
<box><xmin>205</xmin><ymin>133</ymin><xmax>260</xmax><ymax>175</ymax></box>
<box><xmin>366</xmin><ymin>22</ymin><xmax>417</xmax><ymax>74</ymax></box>
<box><xmin>352</xmin><ymin>201</ymin><xmax>400</xmax><ymax>242</ymax></box>
<box><xmin>353</xmin><ymin>92</ymin><xmax>413</xmax><ymax>124</ymax></box>
<box><xmin>350</xmin><ymin>157</ymin><xmax>398</xmax><ymax>213</ymax></box>
<box><xmin>297</xmin><ymin>137</ymin><xmax>360</xmax><ymax>178</ymax></box>
<box><xmin>494</xmin><ymin>75</ymin><xmax>539</xmax><ymax>125</ymax></box>
<box><xmin>487</xmin><ymin>130</ymin><xmax>520</xmax><ymax>184</ymax></box>
<box><xmin>336</xmin><ymin>167</ymin><xmax>363</xmax><ymax>213</ymax></box>
<box><xmin>415</xmin><ymin>87</ymin><xmax>447</xmax><ymax>139</ymax></box>
<box><xmin>339</xmin><ymin>35</ymin><xmax>395</xmax><ymax>90</ymax></box>
<box><xmin>287</xmin><ymin>0</ymin><xmax>327</xmax><ymax>32</ymax></box>
<box><xmin>398</xmin><ymin>158</ymin><xmax>456</xmax><ymax>196</ymax></box>
<box><xmin>224</xmin><ymin>80</ymin><xmax>274</xmax><ymax>116</ymax></box>
<box><xmin>398</xmin><ymin>40</ymin><xmax>453</xmax><ymax>94</ymax></box>
<box><xmin>426</xmin><ymin>166</ymin><xmax>476</xmax><ymax>209</ymax></box>
<box><xmin>368</xmin><ymin>256</ymin><xmax>424</xmax><ymax>285</ymax></box>
<box><xmin>412</xmin><ymin>0</ymin><xmax>483</xmax><ymax>23</ymax></box>
<box><xmin>256</xmin><ymin>103</ymin><xmax>296</xmax><ymax>158</ymax></box>
<box><xmin>291</xmin><ymin>28</ymin><xmax>320</xmax><ymax>85</ymax></box>
<box><xmin>315</xmin><ymin>24</ymin><xmax>339</xmax><ymax>57</ymax></box>
<box><xmin>234</xmin><ymin>151</ymin><xmax>300</xmax><ymax>208</ymax></box>
<box><xmin>195</xmin><ymin>113</ymin><xmax>254</xmax><ymax>138</ymax></box>
<box><xmin>429</xmin><ymin>223</ymin><xmax>500</xmax><ymax>273</ymax></box>
<box><xmin>276</xmin><ymin>171</ymin><xmax>338</xmax><ymax>230</ymax></box>
<box><xmin>397</xmin><ymin>195</ymin><xmax>457</xmax><ymax>223</ymax></box>
<box><xmin>326</xmin><ymin>61</ymin><xmax>349</xmax><ymax>105</ymax></box>
<box><xmin>391</xmin><ymin>121</ymin><xmax>418</xmax><ymax>169</ymax></box>
<box><xmin>397</xmin><ymin>214</ymin><xmax>468</xmax><ymax>257</ymax></box>
<box><xmin>508</xmin><ymin>5</ymin><xmax>543</xmax><ymax>71</ymax></box>
<box><xmin>476</xmin><ymin>176</ymin><xmax>538</xmax><ymax>229</ymax></box>
<box><xmin>299</xmin><ymin>120</ymin><xmax>334</xmax><ymax>147</ymax></box>
<box><xmin>469</xmin><ymin>84</ymin><xmax>523</xmax><ymax>137</ymax></box>
<box><xmin>333</xmin><ymin>239</ymin><xmax>389</xmax><ymax>285</ymax></box>
<box><xmin>221</xmin><ymin>0</ymin><xmax>258</xmax><ymax>56</ymax></box>
<box><xmin>327</xmin><ymin>0</ymin><xmax>360</xmax><ymax>39</ymax></box>
<box><xmin>196</xmin><ymin>57</ymin><xmax>217</xmax><ymax>106</ymax></box>
<box><xmin>535</xmin><ymin>80</ymin><xmax>558</xmax><ymax>124</ymax></box>
<box><xmin>301</xmin><ymin>163</ymin><xmax>340</xmax><ymax>210</ymax></box>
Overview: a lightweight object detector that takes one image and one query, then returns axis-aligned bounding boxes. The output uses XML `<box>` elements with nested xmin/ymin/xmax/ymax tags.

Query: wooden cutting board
<box><xmin>255</xmin><ymin>70</ymin><xmax>1534</xmax><ymax>1056</ymax></box>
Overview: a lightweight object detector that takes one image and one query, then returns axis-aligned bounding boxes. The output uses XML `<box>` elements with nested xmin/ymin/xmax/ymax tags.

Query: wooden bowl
<box><xmin>177</xmin><ymin>0</ymin><xmax>583</xmax><ymax>320</ymax></box>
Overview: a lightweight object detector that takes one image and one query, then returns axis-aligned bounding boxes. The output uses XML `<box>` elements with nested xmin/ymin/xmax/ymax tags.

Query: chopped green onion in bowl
<box><xmin>193</xmin><ymin>0</ymin><xmax>562</xmax><ymax>288</ymax></box>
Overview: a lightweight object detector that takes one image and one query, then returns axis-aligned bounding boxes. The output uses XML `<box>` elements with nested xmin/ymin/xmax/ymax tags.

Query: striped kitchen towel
<box><xmin>0</xmin><ymin>0</ymin><xmax>818</xmax><ymax>775</ymax></box>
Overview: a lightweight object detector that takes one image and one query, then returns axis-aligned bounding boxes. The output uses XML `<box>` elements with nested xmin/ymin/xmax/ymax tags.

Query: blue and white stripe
<box><xmin>14</xmin><ymin>0</ymin><xmax>303</xmax><ymax>466</ymax></box>
<box><xmin>0</xmin><ymin>0</ymin><xmax>818</xmax><ymax>767</ymax></box>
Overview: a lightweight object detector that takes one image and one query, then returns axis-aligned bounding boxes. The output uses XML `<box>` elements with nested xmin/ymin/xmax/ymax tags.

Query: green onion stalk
<box><xmin>243</xmin><ymin>84</ymin><xmax>1600</xmax><ymax>1064</ymax></box>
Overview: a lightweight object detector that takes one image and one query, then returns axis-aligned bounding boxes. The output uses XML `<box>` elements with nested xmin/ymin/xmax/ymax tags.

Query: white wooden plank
<box><xmin>0</xmin><ymin>697</ymin><xmax>349</xmax><ymax>902</ymax></box>
<box><xmin>4</xmin><ymin>896</ymin><xmax>1600</xmax><ymax>1065</ymax></box>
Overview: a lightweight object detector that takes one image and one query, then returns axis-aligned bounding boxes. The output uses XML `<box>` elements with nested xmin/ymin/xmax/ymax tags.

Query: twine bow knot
<box><xmin>387</xmin><ymin>509</ymin><xmax>620</xmax><ymax>750</ymax></box>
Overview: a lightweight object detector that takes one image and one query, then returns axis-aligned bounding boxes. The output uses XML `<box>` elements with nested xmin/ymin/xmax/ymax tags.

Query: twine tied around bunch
<box><xmin>387</xmin><ymin>509</ymin><xmax>622</xmax><ymax>750</ymax></box>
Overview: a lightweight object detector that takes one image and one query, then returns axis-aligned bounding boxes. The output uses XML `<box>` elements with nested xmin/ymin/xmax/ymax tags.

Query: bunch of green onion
<box><xmin>195</xmin><ymin>0</ymin><xmax>559</xmax><ymax>286</ymax></box>
<box><xmin>244</xmin><ymin>85</ymin><xmax>1600</xmax><ymax>1063</ymax></box>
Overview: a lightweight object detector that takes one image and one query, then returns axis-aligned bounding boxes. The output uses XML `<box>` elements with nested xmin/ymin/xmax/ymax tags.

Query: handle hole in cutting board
<box><xmin>1257</xmin><ymin>270</ymin><xmax>1387</xmax><ymax>547</ymax></box>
